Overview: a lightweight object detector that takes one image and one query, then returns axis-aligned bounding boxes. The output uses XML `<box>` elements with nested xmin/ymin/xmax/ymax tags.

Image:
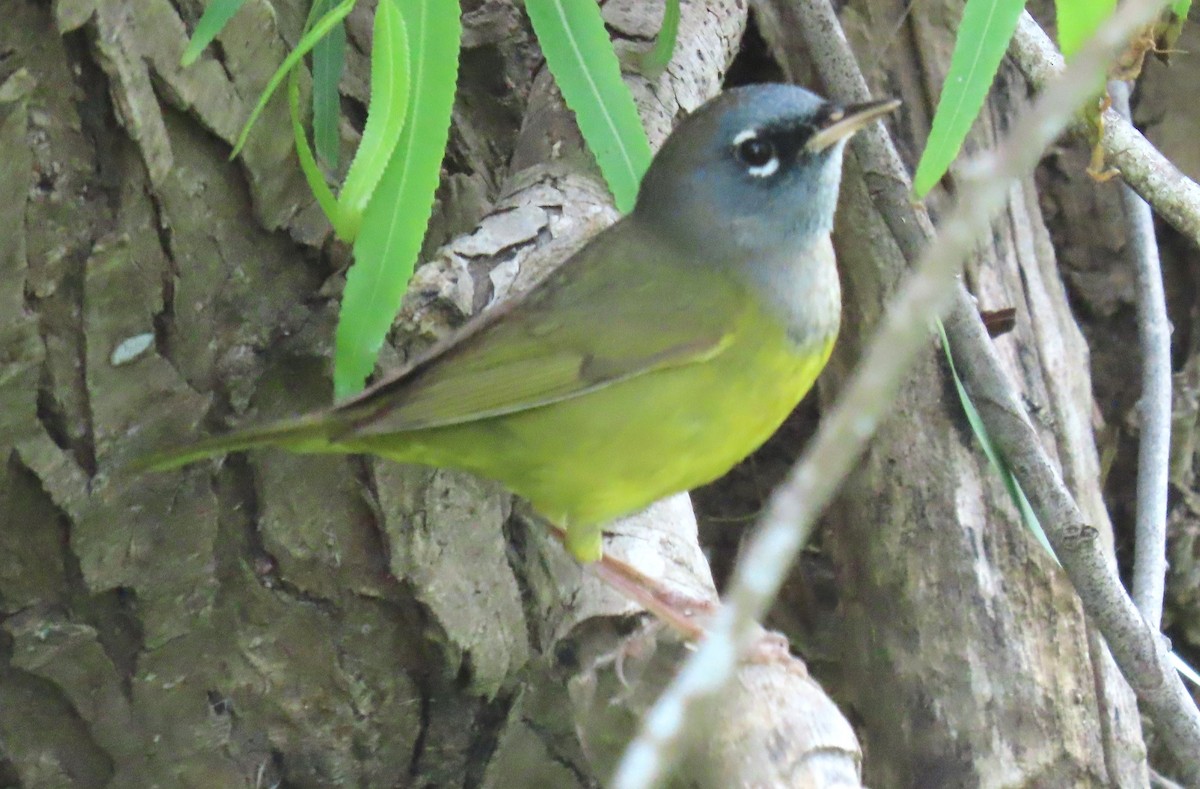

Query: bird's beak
<box><xmin>805</xmin><ymin>98</ymin><xmax>902</xmax><ymax>153</ymax></box>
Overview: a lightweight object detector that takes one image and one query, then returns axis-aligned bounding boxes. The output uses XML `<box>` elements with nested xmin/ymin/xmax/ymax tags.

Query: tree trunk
<box><xmin>4</xmin><ymin>1</ymin><xmax>845</xmax><ymax>786</ymax></box>
<box><xmin>733</xmin><ymin>0</ymin><xmax>1155</xmax><ymax>786</ymax></box>
<box><xmin>2</xmin><ymin>0</ymin><xmax>1188</xmax><ymax>786</ymax></box>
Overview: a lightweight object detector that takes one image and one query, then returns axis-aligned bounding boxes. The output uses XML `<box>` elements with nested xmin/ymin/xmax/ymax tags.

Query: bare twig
<box><xmin>785</xmin><ymin>0</ymin><xmax>1200</xmax><ymax>780</ymax></box>
<box><xmin>1011</xmin><ymin>12</ymin><xmax>1200</xmax><ymax>250</ymax></box>
<box><xmin>1110</xmin><ymin>78</ymin><xmax>1171</xmax><ymax>626</ymax></box>
<box><xmin>1151</xmin><ymin>766</ymin><xmax>1188</xmax><ymax>789</ymax></box>
<box><xmin>612</xmin><ymin>1</ymin><xmax>1196</xmax><ymax>786</ymax></box>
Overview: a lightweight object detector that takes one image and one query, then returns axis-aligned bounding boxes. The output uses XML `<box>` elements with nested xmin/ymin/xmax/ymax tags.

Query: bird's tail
<box><xmin>130</xmin><ymin>413</ymin><xmax>344</xmax><ymax>473</ymax></box>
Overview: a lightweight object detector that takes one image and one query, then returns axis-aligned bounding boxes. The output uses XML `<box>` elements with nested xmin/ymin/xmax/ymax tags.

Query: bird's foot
<box><xmin>544</xmin><ymin>522</ymin><xmax>714</xmax><ymax>639</ymax></box>
<box><xmin>588</xmin><ymin>557</ymin><xmax>798</xmax><ymax>665</ymax></box>
<box><xmin>586</xmin><ymin>550</ymin><xmax>715</xmax><ymax>641</ymax></box>
<box><xmin>546</xmin><ymin>524</ymin><xmax>796</xmax><ymax>662</ymax></box>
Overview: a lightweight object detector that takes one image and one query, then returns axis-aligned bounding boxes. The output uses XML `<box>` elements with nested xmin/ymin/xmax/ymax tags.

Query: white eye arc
<box><xmin>732</xmin><ymin>129</ymin><xmax>780</xmax><ymax>178</ymax></box>
<box><xmin>749</xmin><ymin>157</ymin><xmax>779</xmax><ymax>178</ymax></box>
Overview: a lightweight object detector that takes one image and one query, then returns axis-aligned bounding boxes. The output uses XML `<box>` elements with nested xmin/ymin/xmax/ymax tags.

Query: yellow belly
<box><xmin>362</xmin><ymin>310</ymin><xmax>836</xmax><ymax>559</ymax></box>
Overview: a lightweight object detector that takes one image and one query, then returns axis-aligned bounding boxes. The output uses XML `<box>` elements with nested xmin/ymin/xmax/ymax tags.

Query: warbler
<box><xmin>139</xmin><ymin>84</ymin><xmax>898</xmax><ymax>566</ymax></box>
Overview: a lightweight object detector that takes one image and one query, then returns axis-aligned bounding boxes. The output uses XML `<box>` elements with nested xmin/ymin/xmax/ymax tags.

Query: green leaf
<box><xmin>639</xmin><ymin>0</ymin><xmax>680</xmax><ymax>79</ymax></box>
<box><xmin>181</xmin><ymin>0</ymin><xmax>248</xmax><ymax>67</ymax></box>
<box><xmin>337</xmin><ymin>0</ymin><xmax>411</xmax><ymax>240</ymax></box>
<box><xmin>526</xmin><ymin>0</ymin><xmax>653</xmax><ymax>213</ymax></box>
<box><xmin>230</xmin><ymin>0</ymin><xmax>356</xmax><ymax>159</ymax></box>
<box><xmin>941</xmin><ymin>319</ymin><xmax>1200</xmax><ymax>689</ymax></box>
<box><xmin>289</xmin><ymin>67</ymin><xmax>346</xmax><ymax>237</ymax></box>
<box><xmin>1158</xmin><ymin>0</ymin><xmax>1191</xmax><ymax>53</ymax></box>
<box><xmin>912</xmin><ymin>0</ymin><xmax>1026</xmax><ymax>197</ymax></box>
<box><xmin>937</xmin><ymin>320</ymin><xmax>1055</xmax><ymax>558</ymax></box>
<box><xmin>334</xmin><ymin>0</ymin><xmax>461</xmax><ymax>399</ymax></box>
<box><xmin>1056</xmin><ymin>0</ymin><xmax>1117</xmax><ymax>59</ymax></box>
<box><xmin>311</xmin><ymin>0</ymin><xmax>348</xmax><ymax>168</ymax></box>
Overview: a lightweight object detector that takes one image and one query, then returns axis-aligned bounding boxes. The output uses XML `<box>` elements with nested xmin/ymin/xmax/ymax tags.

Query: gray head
<box><xmin>634</xmin><ymin>84</ymin><xmax>897</xmax><ymax>261</ymax></box>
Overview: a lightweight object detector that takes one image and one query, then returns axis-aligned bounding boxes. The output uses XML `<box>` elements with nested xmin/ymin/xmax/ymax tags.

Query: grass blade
<box><xmin>526</xmin><ymin>0</ymin><xmax>652</xmax><ymax>212</ymax></box>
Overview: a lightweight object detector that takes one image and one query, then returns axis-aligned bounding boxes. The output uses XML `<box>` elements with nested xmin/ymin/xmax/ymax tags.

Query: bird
<box><xmin>138</xmin><ymin>84</ymin><xmax>898</xmax><ymax>626</ymax></box>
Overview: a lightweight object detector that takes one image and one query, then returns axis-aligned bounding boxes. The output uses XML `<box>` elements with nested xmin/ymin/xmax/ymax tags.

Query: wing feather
<box><xmin>333</xmin><ymin>218</ymin><xmax>745</xmax><ymax>435</ymax></box>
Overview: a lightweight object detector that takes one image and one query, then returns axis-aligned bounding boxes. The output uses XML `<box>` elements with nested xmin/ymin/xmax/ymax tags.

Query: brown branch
<box><xmin>1010</xmin><ymin>12</ymin><xmax>1200</xmax><ymax>250</ymax></box>
<box><xmin>772</xmin><ymin>0</ymin><xmax>1200</xmax><ymax>780</ymax></box>
<box><xmin>615</xmin><ymin>0</ymin><xmax>1200</xmax><ymax>784</ymax></box>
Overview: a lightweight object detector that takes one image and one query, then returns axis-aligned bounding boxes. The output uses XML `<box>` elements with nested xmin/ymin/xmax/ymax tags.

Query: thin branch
<box><xmin>1151</xmin><ymin>767</ymin><xmax>1188</xmax><ymax>789</ymax></box>
<box><xmin>783</xmin><ymin>0</ymin><xmax>1200</xmax><ymax>780</ymax></box>
<box><xmin>1011</xmin><ymin>12</ymin><xmax>1200</xmax><ymax>250</ymax></box>
<box><xmin>1110</xmin><ymin>78</ymin><xmax>1171</xmax><ymax>627</ymax></box>
<box><xmin>612</xmin><ymin>1</ymin><xmax>1194</xmax><ymax>786</ymax></box>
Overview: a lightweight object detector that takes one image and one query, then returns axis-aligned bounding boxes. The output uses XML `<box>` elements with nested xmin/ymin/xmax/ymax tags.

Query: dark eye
<box><xmin>732</xmin><ymin>131</ymin><xmax>779</xmax><ymax>177</ymax></box>
<box><xmin>736</xmin><ymin>137</ymin><xmax>774</xmax><ymax>167</ymax></box>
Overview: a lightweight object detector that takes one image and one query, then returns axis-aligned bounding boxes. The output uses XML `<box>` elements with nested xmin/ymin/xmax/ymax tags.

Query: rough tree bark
<box><xmin>2</xmin><ymin>0</ymin><xmax>857</xmax><ymax>786</ymax></box>
<box><xmin>1</xmin><ymin>0</ymin><xmax>1193</xmax><ymax>787</ymax></box>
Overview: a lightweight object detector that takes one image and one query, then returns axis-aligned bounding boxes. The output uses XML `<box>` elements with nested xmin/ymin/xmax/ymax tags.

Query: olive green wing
<box><xmin>334</xmin><ymin>218</ymin><xmax>747</xmax><ymax>436</ymax></box>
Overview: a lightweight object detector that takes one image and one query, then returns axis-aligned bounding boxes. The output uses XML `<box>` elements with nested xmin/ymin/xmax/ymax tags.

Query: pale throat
<box><xmin>739</xmin><ymin>233</ymin><xmax>842</xmax><ymax>349</ymax></box>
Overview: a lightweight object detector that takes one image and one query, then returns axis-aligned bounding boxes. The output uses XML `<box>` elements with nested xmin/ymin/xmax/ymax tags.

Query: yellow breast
<box><xmin>387</xmin><ymin>299</ymin><xmax>836</xmax><ymax>561</ymax></box>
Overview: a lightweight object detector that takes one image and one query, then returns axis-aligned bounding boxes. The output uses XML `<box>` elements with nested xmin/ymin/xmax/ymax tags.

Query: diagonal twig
<box><xmin>796</xmin><ymin>0</ymin><xmax>1200</xmax><ymax>779</ymax></box>
<box><xmin>612</xmin><ymin>1</ymin><xmax>1200</xmax><ymax>786</ymax></box>
<box><xmin>1011</xmin><ymin>12</ymin><xmax>1200</xmax><ymax>250</ymax></box>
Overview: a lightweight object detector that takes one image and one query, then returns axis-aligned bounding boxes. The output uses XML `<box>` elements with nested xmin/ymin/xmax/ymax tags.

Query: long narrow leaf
<box><xmin>181</xmin><ymin>0</ymin><xmax>248</xmax><ymax>67</ymax></box>
<box><xmin>526</xmin><ymin>0</ymin><xmax>652</xmax><ymax>212</ymax></box>
<box><xmin>941</xmin><ymin>320</ymin><xmax>1200</xmax><ymax>688</ymax></box>
<box><xmin>230</xmin><ymin>0</ymin><xmax>356</xmax><ymax>159</ymax></box>
<box><xmin>639</xmin><ymin>0</ymin><xmax>680</xmax><ymax>78</ymax></box>
<box><xmin>311</xmin><ymin>0</ymin><xmax>348</xmax><ymax>167</ymax></box>
<box><xmin>289</xmin><ymin>67</ymin><xmax>345</xmax><ymax>237</ymax></box>
<box><xmin>937</xmin><ymin>320</ymin><xmax>1055</xmax><ymax>556</ymax></box>
<box><xmin>912</xmin><ymin>0</ymin><xmax>1025</xmax><ymax>197</ymax></box>
<box><xmin>334</xmin><ymin>0</ymin><xmax>460</xmax><ymax>398</ymax></box>
<box><xmin>337</xmin><ymin>0</ymin><xmax>411</xmax><ymax>240</ymax></box>
<box><xmin>1056</xmin><ymin>0</ymin><xmax>1117</xmax><ymax>59</ymax></box>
